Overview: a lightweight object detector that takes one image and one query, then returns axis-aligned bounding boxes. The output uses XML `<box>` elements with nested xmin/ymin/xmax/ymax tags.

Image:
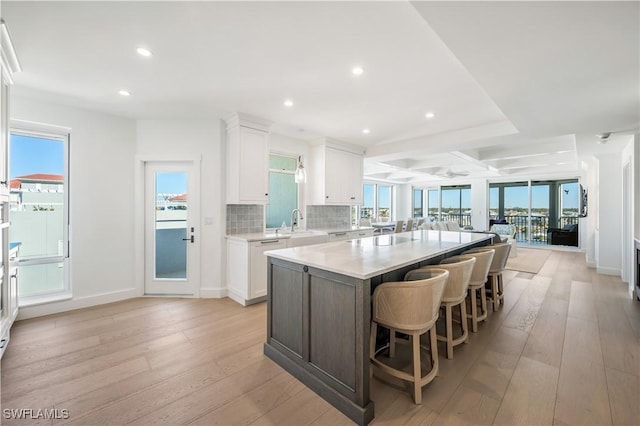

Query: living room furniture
<box><xmin>489</xmin><ymin>224</ymin><xmax>518</xmax><ymax>257</ymax></box>
<box><xmin>547</xmin><ymin>223</ymin><xmax>578</xmax><ymax>246</ymax></box>
<box><xmin>370</xmin><ymin>269</ymin><xmax>449</xmax><ymax>404</ymax></box>
<box><xmin>406</xmin><ymin>255</ymin><xmax>476</xmax><ymax>359</ymax></box>
<box><xmin>462</xmin><ymin>247</ymin><xmax>495</xmax><ymax>332</ymax></box>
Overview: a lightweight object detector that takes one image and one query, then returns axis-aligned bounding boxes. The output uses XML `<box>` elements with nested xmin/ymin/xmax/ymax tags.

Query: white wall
<box><xmin>136</xmin><ymin>119</ymin><xmax>225</xmax><ymax>297</ymax></box>
<box><xmin>470</xmin><ymin>179</ymin><xmax>488</xmax><ymax>231</ymax></box>
<box><xmin>621</xmin><ymin>136</ymin><xmax>637</xmax><ymax>295</ymax></box>
<box><xmin>583</xmin><ymin>157</ymin><xmax>599</xmax><ymax>267</ymax></box>
<box><xmin>395</xmin><ymin>184</ymin><xmax>412</xmax><ymax>221</ymax></box>
<box><xmin>596</xmin><ymin>153</ymin><xmax>623</xmax><ymax>275</ymax></box>
<box><xmin>12</xmin><ymin>96</ymin><xmax>138</xmax><ymax>319</ymax></box>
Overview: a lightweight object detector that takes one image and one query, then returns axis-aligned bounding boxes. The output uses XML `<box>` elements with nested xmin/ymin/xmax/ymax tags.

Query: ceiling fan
<box><xmin>436</xmin><ymin>168</ymin><xmax>470</xmax><ymax>178</ymax></box>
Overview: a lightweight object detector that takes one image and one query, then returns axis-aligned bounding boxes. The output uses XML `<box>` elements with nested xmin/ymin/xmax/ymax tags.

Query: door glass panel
<box><xmin>155</xmin><ymin>172</ymin><xmax>187</xmax><ymax>279</ymax></box>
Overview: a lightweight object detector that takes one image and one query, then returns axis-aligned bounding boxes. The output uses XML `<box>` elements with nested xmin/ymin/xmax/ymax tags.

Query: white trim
<box><xmin>10</xmin><ymin>119</ymin><xmax>71</xmax><ymax>136</ymax></box>
<box><xmin>199</xmin><ymin>287</ymin><xmax>228</xmax><ymax>298</ymax></box>
<box><xmin>0</xmin><ymin>20</ymin><xmax>22</xmax><ymax>82</ymax></box>
<box><xmin>16</xmin><ymin>287</ymin><xmax>137</xmax><ymax>320</ymax></box>
<box><xmin>596</xmin><ymin>266</ymin><xmax>621</xmax><ymax>276</ymax></box>
<box><xmin>135</xmin><ymin>155</ymin><xmax>202</xmax><ymax>298</ymax></box>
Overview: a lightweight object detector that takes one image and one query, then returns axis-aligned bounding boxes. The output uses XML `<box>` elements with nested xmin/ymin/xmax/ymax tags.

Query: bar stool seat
<box><xmin>461</xmin><ymin>248</ymin><xmax>495</xmax><ymax>332</ymax></box>
<box><xmin>468</xmin><ymin>243</ymin><xmax>511</xmax><ymax>311</ymax></box>
<box><xmin>405</xmin><ymin>256</ymin><xmax>476</xmax><ymax>360</ymax></box>
<box><xmin>370</xmin><ymin>269</ymin><xmax>449</xmax><ymax>404</ymax></box>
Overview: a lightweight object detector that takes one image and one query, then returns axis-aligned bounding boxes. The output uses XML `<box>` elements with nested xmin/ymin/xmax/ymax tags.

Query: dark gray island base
<box><xmin>263</xmin><ymin>230</ymin><xmax>493</xmax><ymax>425</ymax></box>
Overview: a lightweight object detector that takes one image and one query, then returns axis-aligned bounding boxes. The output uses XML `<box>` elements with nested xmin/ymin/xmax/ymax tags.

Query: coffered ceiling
<box><xmin>3</xmin><ymin>1</ymin><xmax>638</xmax><ymax>185</ymax></box>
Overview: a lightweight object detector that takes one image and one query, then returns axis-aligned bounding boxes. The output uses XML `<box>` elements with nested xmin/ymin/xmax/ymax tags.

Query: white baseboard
<box><xmin>199</xmin><ymin>287</ymin><xmax>228</xmax><ymax>298</ymax></box>
<box><xmin>596</xmin><ymin>266</ymin><xmax>621</xmax><ymax>276</ymax></box>
<box><xmin>226</xmin><ymin>289</ymin><xmax>248</xmax><ymax>306</ymax></box>
<box><xmin>17</xmin><ymin>288</ymin><xmax>138</xmax><ymax>320</ymax></box>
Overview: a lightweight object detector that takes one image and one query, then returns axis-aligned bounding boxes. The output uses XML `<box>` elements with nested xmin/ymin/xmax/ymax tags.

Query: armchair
<box><xmin>547</xmin><ymin>224</ymin><xmax>578</xmax><ymax>247</ymax></box>
<box><xmin>489</xmin><ymin>224</ymin><xmax>517</xmax><ymax>257</ymax></box>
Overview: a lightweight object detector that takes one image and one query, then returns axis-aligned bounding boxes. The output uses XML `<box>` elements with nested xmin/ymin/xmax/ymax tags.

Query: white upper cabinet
<box><xmin>225</xmin><ymin>113</ymin><xmax>271</xmax><ymax>204</ymax></box>
<box><xmin>0</xmin><ymin>20</ymin><xmax>21</xmax><ymax>359</ymax></box>
<box><xmin>308</xmin><ymin>139</ymin><xmax>364</xmax><ymax>206</ymax></box>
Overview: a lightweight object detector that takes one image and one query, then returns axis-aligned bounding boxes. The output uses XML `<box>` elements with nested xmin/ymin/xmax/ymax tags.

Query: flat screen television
<box><xmin>579</xmin><ymin>184</ymin><xmax>588</xmax><ymax>217</ymax></box>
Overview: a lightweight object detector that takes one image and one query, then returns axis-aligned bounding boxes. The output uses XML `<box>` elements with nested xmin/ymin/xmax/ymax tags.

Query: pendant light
<box><xmin>294</xmin><ymin>155</ymin><xmax>306</xmax><ymax>183</ymax></box>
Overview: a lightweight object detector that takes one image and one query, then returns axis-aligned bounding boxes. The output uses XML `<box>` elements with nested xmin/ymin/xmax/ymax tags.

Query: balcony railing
<box><xmin>499</xmin><ymin>215</ymin><xmax>578</xmax><ymax>244</ymax></box>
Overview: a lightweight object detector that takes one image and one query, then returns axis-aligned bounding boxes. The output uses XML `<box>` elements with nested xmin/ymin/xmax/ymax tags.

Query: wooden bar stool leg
<box><xmin>446</xmin><ymin>304</ymin><xmax>453</xmax><ymax>359</ymax></box>
<box><xmin>460</xmin><ymin>298</ymin><xmax>469</xmax><ymax>344</ymax></box>
<box><xmin>369</xmin><ymin>322</ymin><xmax>377</xmax><ymax>378</ymax></box>
<box><xmin>412</xmin><ymin>332</ymin><xmax>422</xmax><ymax>404</ymax></box>
<box><xmin>469</xmin><ymin>289</ymin><xmax>478</xmax><ymax>332</ymax></box>
<box><xmin>389</xmin><ymin>329</ymin><xmax>396</xmax><ymax>358</ymax></box>
<box><xmin>480</xmin><ymin>287</ymin><xmax>488</xmax><ymax>319</ymax></box>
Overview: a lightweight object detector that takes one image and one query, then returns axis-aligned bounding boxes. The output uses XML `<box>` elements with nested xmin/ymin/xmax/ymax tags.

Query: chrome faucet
<box><xmin>291</xmin><ymin>209</ymin><xmax>303</xmax><ymax>232</ymax></box>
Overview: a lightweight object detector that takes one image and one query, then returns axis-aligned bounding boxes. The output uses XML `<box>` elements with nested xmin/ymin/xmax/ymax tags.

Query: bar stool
<box><xmin>468</xmin><ymin>243</ymin><xmax>511</xmax><ymax>311</ymax></box>
<box><xmin>461</xmin><ymin>248</ymin><xmax>495</xmax><ymax>332</ymax></box>
<box><xmin>370</xmin><ymin>269</ymin><xmax>449</xmax><ymax>404</ymax></box>
<box><xmin>405</xmin><ymin>256</ymin><xmax>476</xmax><ymax>359</ymax></box>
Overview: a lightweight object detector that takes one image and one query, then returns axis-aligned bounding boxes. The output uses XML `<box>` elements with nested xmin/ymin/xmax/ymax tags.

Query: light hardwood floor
<box><xmin>1</xmin><ymin>250</ymin><xmax>638</xmax><ymax>425</ymax></box>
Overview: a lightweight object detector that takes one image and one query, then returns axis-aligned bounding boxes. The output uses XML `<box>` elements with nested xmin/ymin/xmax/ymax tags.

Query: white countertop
<box><xmin>226</xmin><ymin>229</ymin><xmax>329</xmax><ymax>242</ymax></box>
<box><xmin>226</xmin><ymin>226</ymin><xmax>373</xmax><ymax>242</ymax></box>
<box><xmin>264</xmin><ymin>230</ymin><xmax>493</xmax><ymax>280</ymax></box>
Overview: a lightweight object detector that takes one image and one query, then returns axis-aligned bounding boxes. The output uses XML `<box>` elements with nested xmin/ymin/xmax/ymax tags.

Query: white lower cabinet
<box><xmin>328</xmin><ymin>231</ymin><xmax>350</xmax><ymax>242</ymax></box>
<box><xmin>227</xmin><ymin>238</ymin><xmax>286</xmax><ymax>306</ymax></box>
<box><xmin>349</xmin><ymin>229</ymin><xmax>374</xmax><ymax>239</ymax></box>
<box><xmin>328</xmin><ymin>229</ymin><xmax>374</xmax><ymax>242</ymax></box>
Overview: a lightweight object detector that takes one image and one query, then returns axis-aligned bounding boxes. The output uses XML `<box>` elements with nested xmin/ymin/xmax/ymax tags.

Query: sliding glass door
<box><xmin>489</xmin><ymin>179</ymin><xmax>579</xmax><ymax>245</ymax></box>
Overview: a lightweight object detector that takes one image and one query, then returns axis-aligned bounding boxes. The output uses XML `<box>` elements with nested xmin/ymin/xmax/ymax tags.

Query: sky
<box><xmin>10</xmin><ymin>134</ymin><xmax>63</xmax><ymax>178</ymax></box>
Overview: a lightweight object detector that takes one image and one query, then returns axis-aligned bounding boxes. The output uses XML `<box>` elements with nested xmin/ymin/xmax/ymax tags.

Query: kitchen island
<box><xmin>263</xmin><ymin>229</ymin><xmax>493</xmax><ymax>425</ymax></box>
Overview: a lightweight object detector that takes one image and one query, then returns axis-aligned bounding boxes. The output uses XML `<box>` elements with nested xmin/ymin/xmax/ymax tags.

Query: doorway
<box><xmin>144</xmin><ymin>161</ymin><xmax>199</xmax><ymax>295</ymax></box>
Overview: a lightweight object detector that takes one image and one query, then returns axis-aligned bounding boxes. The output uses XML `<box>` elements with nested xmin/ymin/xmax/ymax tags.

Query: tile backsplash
<box><xmin>306</xmin><ymin>205</ymin><xmax>351</xmax><ymax>229</ymax></box>
<box><xmin>226</xmin><ymin>204</ymin><xmax>264</xmax><ymax>234</ymax></box>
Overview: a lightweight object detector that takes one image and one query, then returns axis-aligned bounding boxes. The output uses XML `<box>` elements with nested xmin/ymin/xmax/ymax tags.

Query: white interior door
<box><xmin>144</xmin><ymin>161</ymin><xmax>199</xmax><ymax>295</ymax></box>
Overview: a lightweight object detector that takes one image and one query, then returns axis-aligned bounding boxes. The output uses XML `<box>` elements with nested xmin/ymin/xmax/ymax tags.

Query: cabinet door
<box><xmin>324</xmin><ymin>148</ymin><xmax>362</xmax><ymax>205</ymax></box>
<box><xmin>349</xmin><ymin>229</ymin><xmax>373</xmax><ymax>239</ymax></box>
<box><xmin>249</xmin><ymin>239</ymin><xmax>286</xmax><ymax>300</ymax></box>
<box><xmin>328</xmin><ymin>232</ymin><xmax>350</xmax><ymax>242</ymax></box>
<box><xmin>344</xmin><ymin>150</ymin><xmax>363</xmax><ymax>204</ymax></box>
<box><xmin>239</xmin><ymin>126</ymin><xmax>269</xmax><ymax>203</ymax></box>
<box><xmin>324</xmin><ymin>147</ymin><xmax>345</xmax><ymax>203</ymax></box>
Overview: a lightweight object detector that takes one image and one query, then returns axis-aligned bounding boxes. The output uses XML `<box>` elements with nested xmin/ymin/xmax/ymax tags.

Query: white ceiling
<box><xmin>3</xmin><ymin>1</ymin><xmax>639</xmax><ymax>185</ymax></box>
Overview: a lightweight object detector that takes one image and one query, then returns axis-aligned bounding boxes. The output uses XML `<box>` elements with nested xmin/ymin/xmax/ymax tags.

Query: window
<box><xmin>489</xmin><ymin>179</ymin><xmax>579</xmax><ymax>244</ymax></box>
<box><xmin>412</xmin><ymin>188</ymin><xmax>423</xmax><ymax>218</ymax></box>
<box><xmin>266</xmin><ymin>154</ymin><xmax>298</xmax><ymax>228</ymax></box>
<box><xmin>9</xmin><ymin>127</ymin><xmax>69</xmax><ymax>304</ymax></box>
<box><xmin>356</xmin><ymin>183</ymin><xmax>394</xmax><ymax>221</ymax></box>
<box><xmin>377</xmin><ymin>185</ymin><xmax>392</xmax><ymax>220</ymax></box>
<box><xmin>427</xmin><ymin>189</ymin><xmax>439</xmax><ymax>221</ymax></box>
<box><xmin>424</xmin><ymin>186</ymin><xmax>471</xmax><ymax>226</ymax></box>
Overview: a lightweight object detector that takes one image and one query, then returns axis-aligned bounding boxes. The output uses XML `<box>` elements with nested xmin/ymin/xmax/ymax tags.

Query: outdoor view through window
<box><xmin>9</xmin><ymin>132</ymin><xmax>67</xmax><ymax>299</ymax></box>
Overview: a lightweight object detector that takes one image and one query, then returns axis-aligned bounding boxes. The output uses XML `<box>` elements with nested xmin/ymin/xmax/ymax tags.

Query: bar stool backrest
<box><xmin>373</xmin><ymin>269</ymin><xmax>449</xmax><ymax>332</ymax></box>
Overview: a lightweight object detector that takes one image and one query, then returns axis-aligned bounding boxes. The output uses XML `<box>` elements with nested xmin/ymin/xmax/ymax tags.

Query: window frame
<box><xmin>9</xmin><ymin>121</ymin><xmax>71</xmax><ymax>305</ymax></box>
<box><xmin>266</xmin><ymin>152</ymin><xmax>299</xmax><ymax>229</ymax></box>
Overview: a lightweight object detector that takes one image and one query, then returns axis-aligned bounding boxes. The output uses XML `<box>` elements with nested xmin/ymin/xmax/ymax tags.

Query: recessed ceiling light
<box><xmin>283</xmin><ymin>99</ymin><xmax>293</xmax><ymax>107</ymax></box>
<box><xmin>352</xmin><ymin>66</ymin><xmax>364</xmax><ymax>76</ymax></box>
<box><xmin>425</xmin><ymin>112</ymin><xmax>436</xmax><ymax>119</ymax></box>
<box><xmin>136</xmin><ymin>47</ymin><xmax>152</xmax><ymax>57</ymax></box>
<box><xmin>118</xmin><ymin>90</ymin><xmax>131</xmax><ymax>96</ymax></box>
<box><xmin>362</xmin><ymin>128</ymin><xmax>370</xmax><ymax>134</ymax></box>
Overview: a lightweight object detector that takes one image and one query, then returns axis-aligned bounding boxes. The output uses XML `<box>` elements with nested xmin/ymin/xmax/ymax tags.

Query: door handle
<box><xmin>182</xmin><ymin>235</ymin><xmax>194</xmax><ymax>243</ymax></box>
